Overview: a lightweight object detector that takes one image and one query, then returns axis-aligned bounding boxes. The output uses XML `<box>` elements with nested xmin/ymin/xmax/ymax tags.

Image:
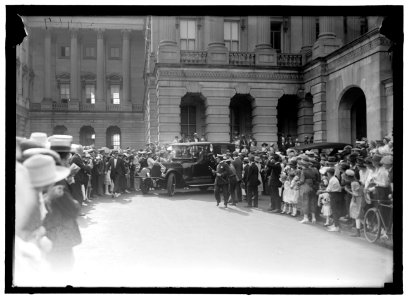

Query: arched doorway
<box><xmin>79</xmin><ymin>126</ymin><xmax>95</xmax><ymax>146</ymax></box>
<box><xmin>277</xmin><ymin>95</ymin><xmax>299</xmax><ymax>146</ymax></box>
<box><xmin>180</xmin><ymin>93</ymin><xmax>206</xmax><ymax>141</ymax></box>
<box><xmin>229</xmin><ymin>94</ymin><xmax>253</xmax><ymax>141</ymax></box>
<box><xmin>338</xmin><ymin>87</ymin><xmax>367</xmax><ymax>144</ymax></box>
<box><xmin>53</xmin><ymin>125</ymin><xmax>68</xmax><ymax>135</ymax></box>
<box><xmin>297</xmin><ymin>93</ymin><xmax>314</xmax><ymax>144</ymax></box>
<box><xmin>106</xmin><ymin>126</ymin><xmax>121</xmax><ymax>149</ymax></box>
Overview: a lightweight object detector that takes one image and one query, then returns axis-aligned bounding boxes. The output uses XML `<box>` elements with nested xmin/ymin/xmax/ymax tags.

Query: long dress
<box><xmin>349</xmin><ymin>181</ymin><xmax>364</xmax><ymax>219</ymax></box>
<box><xmin>298</xmin><ymin>167</ymin><xmax>319</xmax><ymax>215</ymax></box>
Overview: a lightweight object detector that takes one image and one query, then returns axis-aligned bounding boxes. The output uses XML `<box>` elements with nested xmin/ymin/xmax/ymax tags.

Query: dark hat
<box><xmin>339</xmin><ymin>162</ymin><xmax>350</xmax><ymax>170</ymax></box>
<box><xmin>348</xmin><ymin>153</ymin><xmax>359</xmax><ymax>162</ymax></box>
<box><xmin>343</xmin><ymin>145</ymin><xmax>353</xmax><ymax>150</ymax></box>
<box><xmin>232</xmin><ymin>151</ymin><xmax>239</xmax><ymax>156</ymax></box>
<box><xmin>243</xmin><ymin>157</ymin><xmax>249</xmax><ymax>162</ymax></box>
<box><xmin>327</xmin><ymin>156</ymin><xmax>337</xmax><ymax>163</ymax></box>
<box><xmin>372</xmin><ymin>154</ymin><xmax>383</xmax><ymax>163</ymax></box>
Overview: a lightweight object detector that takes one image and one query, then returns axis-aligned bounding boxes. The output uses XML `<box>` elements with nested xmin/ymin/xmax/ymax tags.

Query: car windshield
<box><xmin>172</xmin><ymin>144</ymin><xmax>211</xmax><ymax>159</ymax></box>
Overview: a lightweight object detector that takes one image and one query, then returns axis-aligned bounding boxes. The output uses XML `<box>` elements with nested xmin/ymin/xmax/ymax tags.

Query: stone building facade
<box><xmin>18</xmin><ymin>17</ymin><xmax>146</xmax><ymax>149</ymax></box>
<box><xmin>144</xmin><ymin>16</ymin><xmax>393</xmax><ymax>146</ymax></box>
<box><xmin>16</xmin><ymin>15</ymin><xmax>393</xmax><ymax>148</ymax></box>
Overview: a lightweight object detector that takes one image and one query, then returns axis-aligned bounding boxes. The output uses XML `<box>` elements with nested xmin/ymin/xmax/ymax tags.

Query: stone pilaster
<box><xmin>157</xmin><ymin>16</ymin><xmax>180</xmax><ymax>63</ymax></box>
<box><xmin>384</xmin><ymin>80</ymin><xmax>393</xmax><ymax>136</ymax></box>
<box><xmin>312</xmin><ymin>16</ymin><xmax>342</xmax><ymax>59</ymax></box>
<box><xmin>255</xmin><ymin>16</ymin><xmax>276</xmax><ymax>66</ymax></box>
<box><xmin>70</xmin><ymin>29</ymin><xmax>79</xmax><ymax>102</ymax></box>
<box><xmin>148</xmin><ymin>88</ymin><xmax>158</xmax><ymax>143</ymax></box>
<box><xmin>206</xmin><ymin>16</ymin><xmax>228</xmax><ymax>64</ymax></box>
<box><xmin>43</xmin><ymin>30</ymin><xmax>52</xmax><ymax>102</ymax></box>
<box><xmin>96</xmin><ymin>29</ymin><xmax>106</xmax><ymax>110</ymax></box>
<box><xmin>296</xmin><ymin>92</ymin><xmax>314</xmax><ymax>142</ymax></box>
<box><xmin>156</xmin><ymin>86</ymin><xmax>186</xmax><ymax>143</ymax></box>
<box><xmin>301</xmin><ymin>16</ymin><xmax>315</xmax><ymax>53</ymax></box>
<box><xmin>347</xmin><ymin>16</ymin><xmax>361</xmax><ymax>42</ymax></box>
<box><xmin>202</xmin><ymin>88</ymin><xmax>234</xmax><ymax>142</ymax></box>
<box><xmin>122</xmin><ymin>30</ymin><xmax>131</xmax><ymax>103</ymax></box>
<box><xmin>310</xmin><ymin>82</ymin><xmax>327</xmax><ymax>142</ymax></box>
<box><xmin>250</xmin><ymin>89</ymin><xmax>282</xmax><ymax>145</ymax></box>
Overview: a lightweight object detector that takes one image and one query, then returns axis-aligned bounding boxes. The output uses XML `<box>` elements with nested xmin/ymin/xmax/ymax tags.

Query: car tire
<box><xmin>167</xmin><ymin>173</ymin><xmax>176</xmax><ymax>197</ymax></box>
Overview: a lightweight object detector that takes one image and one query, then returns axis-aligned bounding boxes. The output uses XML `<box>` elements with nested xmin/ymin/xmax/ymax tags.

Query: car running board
<box><xmin>188</xmin><ymin>183</ymin><xmax>214</xmax><ymax>187</ymax></box>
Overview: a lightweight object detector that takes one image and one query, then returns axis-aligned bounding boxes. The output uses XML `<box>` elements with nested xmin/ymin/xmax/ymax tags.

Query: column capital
<box><xmin>96</xmin><ymin>28</ymin><xmax>105</xmax><ymax>39</ymax></box>
<box><xmin>121</xmin><ymin>29</ymin><xmax>131</xmax><ymax>39</ymax></box>
<box><xmin>70</xmin><ymin>28</ymin><xmax>79</xmax><ymax>39</ymax></box>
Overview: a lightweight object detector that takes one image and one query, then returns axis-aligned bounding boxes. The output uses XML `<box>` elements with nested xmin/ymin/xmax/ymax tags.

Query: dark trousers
<box><xmin>229</xmin><ymin>178</ymin><xmax>238</xmax><ymax>204</ymax></box>
<box><xmin>329</xmin><ymin>192</ymin><xmax>343</xmax><ymax>227</ymax></box>
<box><xmin>71</xmin><ymin>182</ymin><xmax>83</xmax><ymax>205</ymax></box>
<box><xmin>270</xmin><ymin>186</ymin><xmax>281</xmax><ymax>210</ymax></box>
<box><xmin>247</xmin><ymin>185</ymin><xmax>258</xmax><ymax>207</ymax></box>
<box><xmin>235</xmin><ymin>180</ymin><xmax>243</xmax><ymax>202</ymax></box>
<box><xmin>214</xmin><ymin>184</ymin><xmax>229</xmax><ymax>205</ymax></box>
<box><xmin>111</xmin><ymin>174</ymin><xmax>123</xmax><ymax>193</ymax></box>
<box><xmin>97</xmin><ymin>174</ymin><xmax>104</xmax><ymax>195</ymax></box>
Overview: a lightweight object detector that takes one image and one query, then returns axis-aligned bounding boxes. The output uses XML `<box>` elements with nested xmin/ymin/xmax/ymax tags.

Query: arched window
<box><xmin>106</xmin><ymin>126</ymin><xmax>121</xmax><ymax>149</ymax></box>
<box><xmin>79</xmin><ymin>126</ymin><xmax>95</xmax><ymax>146</ymax></box>
<box><xmin>53</xmin><ymin>125</ymin><xmax>68</xmax><ymax>135</ymax></box>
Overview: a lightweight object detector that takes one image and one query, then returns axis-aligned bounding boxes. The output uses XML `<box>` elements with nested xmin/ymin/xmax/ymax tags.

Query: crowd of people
<box><xmin>14</xmin><ymin>130</ymin><xmax>393</xmax><ymax>283</ymax></box>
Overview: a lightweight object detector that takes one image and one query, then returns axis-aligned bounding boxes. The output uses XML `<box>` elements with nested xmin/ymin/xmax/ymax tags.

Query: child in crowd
<box><xmin>345</xmin><ymin>180</ymin><xmax>364</xmax><ymax>237</ymax></box>
<box><xmin>318</xmin><ymin>193</ymin><xmax>332</xmax><ymax>226</ymax></box>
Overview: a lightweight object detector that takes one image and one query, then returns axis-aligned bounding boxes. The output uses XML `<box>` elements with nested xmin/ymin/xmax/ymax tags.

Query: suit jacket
<box><xmin>215</xmin><ymin>161</ymin><xmax>230</xmax><ymax>185</ymax></box>
<box><xmin>70</xmin><ymin>154</ymin><xmax>91</xmax><ymax>185</ymax></box>
<box><xmin>247</xmin><ymin>163</ymin><xmax>259</xmax><ymax>187</ymax></box>
<box><xmin>268</xmin><ymin>161</ymin><xmax>282</xmax><ymax>187</ymax></box>
<box><xmin>243</xmin><ymin>164</ymin><xmax>250</xmax><ymax>184</ymax></box>
<box><xmin>107</xmin><ymin>157</ymin><xmax>126</xmax><ymax>178</ymax></box>
<box><xmin>232</xmin><ymin>157</ymin><xmax>243</xmax><ymax>181</ymax></box>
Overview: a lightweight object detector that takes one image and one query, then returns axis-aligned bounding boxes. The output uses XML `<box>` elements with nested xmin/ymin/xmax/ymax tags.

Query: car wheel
<box><xmin>167</xmin><ymin>173</ymin><xmax>176</xmax><ymax>197</ymax></box>
<box><xmin>140</xmin><ymin>179</ymin><xmax>150</xmax><ymax>195</ymax></box>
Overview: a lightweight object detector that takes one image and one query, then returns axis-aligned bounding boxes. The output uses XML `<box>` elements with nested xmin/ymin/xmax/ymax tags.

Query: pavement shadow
<box><xmin>221</xmin><ymin>206</ymin><xmax>250</xmax><ymax>216</ymax></box>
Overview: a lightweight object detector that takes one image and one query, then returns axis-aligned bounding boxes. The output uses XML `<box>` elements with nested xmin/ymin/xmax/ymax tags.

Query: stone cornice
<box><xmin>156</xmin><ymin>68</ymin><xmax>303</xmax><ymax>82</ymax></box>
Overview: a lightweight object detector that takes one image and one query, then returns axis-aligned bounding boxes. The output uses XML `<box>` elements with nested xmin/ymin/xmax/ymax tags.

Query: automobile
<box><xmin>136</xmin><ymin>142</ymin><xmax>235</xmax><ymax>196</ymax></box>
<box><xmin>293</xmin><ymin>142</ymin><xmax>351</xmax><ymax>156</ymax></box>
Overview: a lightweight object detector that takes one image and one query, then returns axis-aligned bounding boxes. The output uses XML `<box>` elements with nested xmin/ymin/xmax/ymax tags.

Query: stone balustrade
<box><xmin>132</xmin><ymin>104</ymin><xmax>144</xmax><ymax>112</ymax></box>
<box><xmin>30</xmin><ymin>103</ymin><xmax>41</xmax><ymax>111</ymax></box>
<box><xmin>277</xmin><ymin>53</ymin><xmax>303</xmax><ymax>67</ymax></box>
<box><xmin>180</xmin><ymin>51</ymin><xmax>207</xmax><ymax>64</ymax></box>
<box><xmin>52</xmin><ymin>102</ymin><xmax>69</xmax><ymax>111</ymax></box>
<box><xmin>229</xmin><ymin>52</ymin><xmax>256</xmax><ymax>66</ymax></box>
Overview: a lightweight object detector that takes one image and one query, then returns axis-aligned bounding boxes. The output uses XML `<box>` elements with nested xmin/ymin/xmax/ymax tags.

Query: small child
<box><xmin>280</xmin><ymin>173</ymin><xmax>291</xmax><ymax>214</ymax></box>
<box><xmin>290</xmin><ymin>174</ymin><xmax>300</xmax><ymax>216</ymax></box>
<box><xmin>345</xmin><ymin>180</ymin><xmax>364</xmax><ymax>237</ymax></box>
<box><xmin>318</xmin><ymin>192</ymin><xmax>332</xmax><ymax>226</ymax></box>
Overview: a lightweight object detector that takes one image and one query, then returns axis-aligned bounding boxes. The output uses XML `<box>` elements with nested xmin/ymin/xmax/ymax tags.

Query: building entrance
<box><xmin>229</xmin><ymin>94</ymin><xmax>253</xmax><ymax>141</ymax></box>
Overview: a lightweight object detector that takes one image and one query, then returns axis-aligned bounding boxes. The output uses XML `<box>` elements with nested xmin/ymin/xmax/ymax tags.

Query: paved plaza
<box><xmin>61</xmin><ymin>189</ymin><xmax>394</xmax><ymax>288</ymax></box>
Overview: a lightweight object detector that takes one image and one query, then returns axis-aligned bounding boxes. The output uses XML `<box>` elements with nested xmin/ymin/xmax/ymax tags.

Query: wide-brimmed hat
<box><xmin>22</xmin><ymin>148</ymin><xmax>61</xmax><ymax>164</ymax></box>
<box><xmin>30</xmin><ymin>132</ymin><xmax>49</xmax><ymax>148</ymax></box>
<box><xmin>20</xmin><ymin>139</ymin><xmax>44</xmax><ymax>152</ymax></box>
<box><xmin>48</xmin><ymin>135</ymin><xmax>73</xmax><ymax>152</ymax></box>
<box><xmin>23</xmin><ymin>154</ymin><xmax>70</xmax><ymax>188</ymax></box>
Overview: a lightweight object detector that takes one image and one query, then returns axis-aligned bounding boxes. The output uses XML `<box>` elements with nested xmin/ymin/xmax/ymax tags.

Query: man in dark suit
<box><xmin>69</xmin><ymin>145</ymin><xmax>92</xmax><ymax>206</ymax></box>
<box><xmin>107</xmin><ymin>150</ymin><xmax>126</xmax><ymax>198</ymax></box>
<box><xmin>212</xmin><ymin>155</ymin><xmax>231</xmax><ymax>208</ymax></box>
<box><xmin>232</xmin><ymin>152</ymin><xmax>243</xmax><ymax>202</ymax></box>
<box><xmin>245</xmin><ymin>156</ymin><xmax>259</xmax><ymax>207</ymax></box>
<box><xmin>242</xmin><ymin>157</ymin><xmax>250</xmax><ymax>202</ymax></box>
<box><xmin>267</xmin><ymin>154</ymin><xmax>282</xmax><ymax>212</ymax></box>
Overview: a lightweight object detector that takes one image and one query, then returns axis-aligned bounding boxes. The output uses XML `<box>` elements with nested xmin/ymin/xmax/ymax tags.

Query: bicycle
<box><xmin>363</xmin><ymin>199</ymin><xmax>393</xmax><ymax>243</ymax></box>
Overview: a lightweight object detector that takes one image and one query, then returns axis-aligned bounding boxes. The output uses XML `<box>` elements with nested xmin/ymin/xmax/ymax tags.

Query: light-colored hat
<box><xmin>23</xmin><ymin>148</ymin><xmax>61</xmax><ymax>164</ymax></box>
<box><xmin>48</xmin><ymin>135</ymin><xmax>73</xmax><ymax>152</ymax></box>
<box><xmin>345</xmin><ymin>169</ymin><xmax>355</xmax><ymax>177</ymax></box>
<box><xmin>380</xmin><ymin>155</ymin><xmax>393</xmax><ymax>165</ymax></box>
<box><xmin>30</xmin><ymin>132</ymin><xmax>49</xmax><ymax>148</ymax></box>
<box><xmin>23</xmin><ymin>154</ymin><xmax>70</xmax><ymax>188</ymax></box>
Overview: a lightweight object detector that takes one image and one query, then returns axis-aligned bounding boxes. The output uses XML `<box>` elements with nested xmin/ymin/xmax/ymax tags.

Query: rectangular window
<box><xmin>85</xmin><ymin>85</ymin><xmax>95</xmax><ymax>104</ymax></box>
<box><xmin>224</xmin><ymin>21</ymin><xmax>239</xmax><ymax>51</ymax></box>
<box><xmin>60</xmin><ymin>83</ymin><xmax>70</xmax><ymax>103</ymax></box>
<box><xmin>270</xmin><ymin>23</ymin><xmax>281</xmax><ymax>52</ymax></box>
<box><xmin>110</xmin><ymin>47</ymin><xmax>120</xmax><ymax>58</ymax></box>
<box><xmin>180</xmin><ymin>20</ymin><xmax>196</xmax><ymax>50</ymax></box>
<box><xmin>112</xmin><ymin>134</ymin><xmax>120</xmax><ymax>149</ymax></box>
<box><xmin>84</xmin><ymin>46</ymin><xmax>96</xmax><ymax>58</ymax></box>
<box><xmin>61</xmin><ymin>46</ymin><xmax>70</xmax><ymax>58</ymax></box>
<box><xmin>180</xmin><ymin>105</ymin><xmax>196</xmax><ymax>138</ymax></box>
<box><xmin>111</xmin><ymin>85</ymin><xmax>120</xmax><ymax>104</ymax></box>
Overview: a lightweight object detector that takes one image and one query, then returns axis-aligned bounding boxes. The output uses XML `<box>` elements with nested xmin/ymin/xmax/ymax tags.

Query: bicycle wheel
<box><xmin>364</xmin><ymin>208</ymin><xmax>381</xmax><ymax>243</ymax></box>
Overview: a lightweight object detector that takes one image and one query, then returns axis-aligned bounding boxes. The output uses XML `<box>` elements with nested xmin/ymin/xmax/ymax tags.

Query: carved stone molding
<box><xmin>234</xmin><ymin>83</ymin><xmax>251</xmax><ymax>94</ymax></box>
<box><xmin>56</xmin><ymin>72</ymin><xmax>70</xmax><ymax>81</ymax></box>
<box><xmin>157</xmin><ymin>69</ymin><xmax>303</xmax><ymax>82</ymax></box>
<box><xmin>106</xmin><ymin>73</ymin><xmax>123</xmax><ymax>83</ymax></box>
<box><xmin>185</xmin><ymin>82</ymin><xmax>202</xmax><ymax>94</ymax></box>
<box><xmin>81</xmin><ymin>72</ymin><xmax>96</xmax><ymax>81</ymax></box>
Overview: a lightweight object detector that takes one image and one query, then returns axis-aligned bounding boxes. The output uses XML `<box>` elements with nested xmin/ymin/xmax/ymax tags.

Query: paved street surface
<box><xmin>66</xmin><ymin>189</ymin><xmax>393</xmax><ymax>288</ymax></box>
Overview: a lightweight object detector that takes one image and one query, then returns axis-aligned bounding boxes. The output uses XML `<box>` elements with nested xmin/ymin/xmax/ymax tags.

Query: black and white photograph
<box><xmin>5</xmin><ymin>2</ymin><xmax>403</xmax><ymax>294</ymax></box>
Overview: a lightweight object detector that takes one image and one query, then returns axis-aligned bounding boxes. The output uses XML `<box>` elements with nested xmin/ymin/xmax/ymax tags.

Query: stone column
<box><xmin>312</xmin><ymin>16</ymin><xmax>342</xmax><ymax>59</ymax></box>
<box><xmin>311</xmin><ymin>80</ymin><xmax>327</xmax><ymax>142</ymax></box>
<box><xmin>255</xmin><ymin>16</ymin><xmax>276</xmax><ymax>66</ymax></box>
<box><xmin>43</xmin><ymin>29</ymin><xmax>52</xmax><ymax>102</ymax></box>
<box><xmin>157</xmin><ymin>16</ymin><xmax>180</xmax><ymax>63</ymax></box>
<box><xmin>96</xmin><ymin>29</ymin><xmax>106</xmax><ymax>110</ymax></box>
<box><xmin>250</xmin><ymin>89</ymin><xmax>282</xmax><ymax>145</ymax></box>
<box><xmin>70</xmin><ymin>29</ymin><xmax>79</xmax><ymax>102</ymax></box>
<box><xmin>301</xmin><ymin>16</ymin><xmax>315</xmax><ymax>52</ymax></box>
<box><xmin>156</xmin><ymin>85</ymin><xmax>186</xmax><ymax>143</ymax></box>
<box><xmin>148</xmin><ymin>86</ymin><xmax>159</xmax><ymax>143</ymax></box>
<box><xmin>347</xmin><ymin>16</ymin><xmax>361</xmax><ymax>42</ymax></box>
<box><xmin>206</xmin><ymin>16</ymin><xmax>228</xmax><ymax>64</ymax></box>
<box><xmin>122</xmin><ymin>30</ymin><xmax>131</xmax><ymax>103</ymax></box>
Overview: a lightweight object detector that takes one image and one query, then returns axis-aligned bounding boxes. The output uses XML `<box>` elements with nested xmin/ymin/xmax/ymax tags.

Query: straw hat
<box><xmin>48</xmin><ymin>135</ymin><xmax>73</xmax><ymax>153</ymax></box>
<box><xmin>23</xmin><ymin>154</ymin><xmax>70</xmax><ymax>188</ymax></box>
<box><xmin>380</xmin><ymin>155</ymin><xmax>393</xmax><ymax>165</ymax></box>
<box><xmin>22</xmin><ymin>148</ymin><xmax>61</xmax><ymax>164</ymax></box>
<box><xmin>30</xmin><ymin>132</ymin><xmax>50</xmax><ymax>148</ymax></box>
